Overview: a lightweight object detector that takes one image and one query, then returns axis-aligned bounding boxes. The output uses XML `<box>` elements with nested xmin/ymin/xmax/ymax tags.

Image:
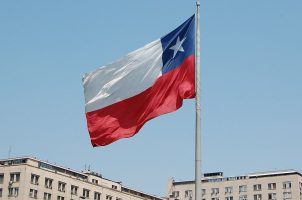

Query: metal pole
<box><xmin>195</xmin><ymin>1</ymin><xmax>202</xmax><ymax>200</ymax></box>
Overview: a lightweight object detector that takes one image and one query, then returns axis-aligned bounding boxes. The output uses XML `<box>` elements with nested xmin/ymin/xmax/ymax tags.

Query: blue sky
<box><xmin>0</xmin><ymin>0</ymin><xmax>301</xmax><ymax>197</ymax></box>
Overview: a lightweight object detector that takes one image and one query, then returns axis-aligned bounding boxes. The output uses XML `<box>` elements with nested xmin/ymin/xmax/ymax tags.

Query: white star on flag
<box><xmin>169</xmin><ymin>36</ymin><xmax>186</xmax><ymax>58</ymax></box>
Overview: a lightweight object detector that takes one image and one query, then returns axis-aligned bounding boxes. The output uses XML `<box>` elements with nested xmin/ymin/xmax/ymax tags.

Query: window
<box><xmin>10</xmin><ymin>172</ymin><xmax>20</xmax><ymax>182</ymax></box>
<box><xmin>283</xmin><ymin>192</ymin><xmax>292</xmax><ymax>199</ymax></box>
<box><xmin>253</xmin><ymin>184</ymin><xmax>261</xmax><ymax>191</ymax></box>
<box><xmin>185</xmin><ymin>190</ymin><xmax>193</xmax><ymax>199</ymax></box>
<box><xmin>45</xmin><ymin>178</ymin><xmax>53</xmax><ymax>189</ymax></box>
<box><xmin>283</xmin><ymin>181</ymin><xmax>292</xmax><ymax>189</ymax></box>
<box><xmin>8</xmin><ymin>187</ymin><xmax>19</xmax><ymax>197</ymax></box>
<box><xmin>211</xmin><ymin>198</ymin><xmax>219</xmax><ymax>200</ymax></box>
<box><xmin>92</xmin><ymin>179</ymin><xmax>99</xmax><ymax>185</ymax></box>
<box><xmin>106</xmin><ymin>195</ymin><xmax>113</xmax><ymax>200</ymax></box>
<box><xmin>116</xmin><ymin>198</ymin><xmax>122</xmax><ymax>200</ymax></box>
<box><xmin>31</xmin><ymin>174</ymin><xmax>39</xmax><ymax>185</ymax></box>
<box><xmin>202</xmin><ymin>189</ymin><xmax>206</xmax><ymax>196</ymax></box>
<box><xmin>0</xmin><ymin>174</ymin><xmax>3</xmax><ymax>184</ymax></box>
<box><xmin>300</xmin><ymin>182</ymin><xmax>302</xmax><ymax>200</ymax></box>
<box><xmin>211</xmin><ymin>188</ymin><xmax>219</xmax><ymax>195</ymax></box>
<box><xmin>112</xmin><ymin>185</ymin><xmax>117</xmax><ymax>189</ymax></box>
<box><xmin>94</xmin><ymin>192</ymin><xmax>101</xmax><ymax>200</ymax></box>
<box><xmin>71</xmin><ymin>185</ymin><xmax>78</xmax><ymax>195</ymax></box>
<box><xmin>171</xmin><ymin>191</ymin><xmax>179</xmax><ymax>198</ymax></box>
<box><xmin>268</xmin><ymin>183</ymin><xmax>276</xmax><ymax>190</ymax></box>
<box><xmin>239</xmin><ymin>185</ymin><xmax>247</xmax><ymax>193</ymax></box>
<box><xmin>29</xmin><ymin>189</ymin><xmax>38</xmax><ymax>199</ymax></box>
<box><xmin>253</xmin><ymin>194</ymin><xmax>262</xmax><ymax>200</ymax></box>
<box><xmin>0</xmin><ymin>188</ymin><xmax>2</xmax><ymax>197</ymax></box>
<box><xmin>83</xmin><ymin>189</ymin><xmax>90</xmax><ymax>198</ymax></box>
<box><xmin>268</xmin><ymin>193</ymin><xmax>276</xmax><ymax>200</ymax></box>
<box><xmin>57</xmin><ymin>196</ymin><xmax>64</xmax><ymax>200</ymax></box>
<box><xmin>44</xmin><ymin>192</ymin><xmax>51</xmax><ymax>200</ymax></box>
<box><xmin>58</xmin><ymin>181</ymin><xmax>66</xmax><ymax>192</ymax></box>
<box><xmin>225</xmin><ymin>197</ymin><xmax>233</xmax><ymax>200</ymax></box>
<box><xmin>225</xmin><ymin>187</ymin><xmax>233</xmax><ymax>194</ymax></box>
<box><xmin>239</xmin><ymin>195</ymin><xmax>247</xmax><ymax>200</ymax></box>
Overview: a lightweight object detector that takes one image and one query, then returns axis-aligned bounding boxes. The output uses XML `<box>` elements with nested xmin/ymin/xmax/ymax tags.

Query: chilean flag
<box><xmin>83</xmin><ymin>15</ymin><xmax>195</xmax><ymax>146</ymax></box>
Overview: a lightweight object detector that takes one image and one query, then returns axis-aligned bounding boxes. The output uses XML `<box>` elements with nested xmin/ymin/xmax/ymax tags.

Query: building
<box><xmin>167</xmin><ymin>170</ymin><xmax>302</xmax><ymax>200</ymax></box>
<box><xmin>0</xmin><ymin>157</ymin><xmax>163</xmax><ymax>200</ymax></box>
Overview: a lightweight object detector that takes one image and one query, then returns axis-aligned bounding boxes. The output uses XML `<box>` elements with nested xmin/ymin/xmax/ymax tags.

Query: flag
<box><xmin>83</xmin><ymin>15</ymin><xmax>195</xmax><ymax>146</ymax></box>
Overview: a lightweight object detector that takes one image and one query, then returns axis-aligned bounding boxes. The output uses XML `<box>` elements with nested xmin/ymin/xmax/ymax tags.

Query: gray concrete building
<box><xmin>167</xmin><ymin>170</ymin><xmax>302</xmax><ymax>200</ymax></box>
<box><xmin>0</xmin><ymin>157</ymin><xmax>163</xmax><ymax>200</ymax></box>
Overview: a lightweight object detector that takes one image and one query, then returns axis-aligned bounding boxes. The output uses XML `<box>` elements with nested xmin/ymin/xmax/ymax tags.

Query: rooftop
<box><xmin>172</xmin><ymin>169</ymin><xmax>302</xmax><ymax>185</ymax></box>
<box><xmin>0</xmin><ymin>156</ymin><xmax>163</xmax><ymax>200</ymax></box>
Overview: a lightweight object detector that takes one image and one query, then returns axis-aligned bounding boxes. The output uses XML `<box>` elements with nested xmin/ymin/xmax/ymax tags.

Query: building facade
<box><xmin>167</xmin><ymin>170</ymin><xmax>302</xmax><ymax>200</ymax></box>
<box><xmin>0</xmin><ymin>157</ymin><xmax>163</xmax><ymax>200</ymax></box>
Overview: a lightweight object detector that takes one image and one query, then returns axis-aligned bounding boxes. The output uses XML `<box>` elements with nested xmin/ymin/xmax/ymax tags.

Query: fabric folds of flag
<box><xmin>83</xmin><ymin>15</ymin><xmax>196</xmax><ymax>146</ymax></box>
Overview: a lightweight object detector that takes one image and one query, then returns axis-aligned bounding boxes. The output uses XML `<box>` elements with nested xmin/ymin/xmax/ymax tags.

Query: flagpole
<box><xmin>195</xmin><ymin>0</ymin><xmax>202</xmax><ymax>200</ymax></box>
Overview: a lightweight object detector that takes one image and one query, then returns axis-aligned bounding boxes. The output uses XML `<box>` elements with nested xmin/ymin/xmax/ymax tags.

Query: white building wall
<box><xmin>168</xmin><ymin>171</ymin><xmax>302</xmax><ymax>200</ymax></box>
<box><xmin>0</xmin><ymin>157</ymin><xmax>162</xmax><ymax>200</ymax></box>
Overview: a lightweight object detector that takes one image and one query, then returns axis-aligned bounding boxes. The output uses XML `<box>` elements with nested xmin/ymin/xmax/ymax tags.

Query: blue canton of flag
<box><xmin>161</xmin><ymin>15</ymin><xmax>195</xmax><ymax>74</ymax></box>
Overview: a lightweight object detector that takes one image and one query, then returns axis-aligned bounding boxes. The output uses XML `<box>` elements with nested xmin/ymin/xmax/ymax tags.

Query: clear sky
<box><xmin>0</xmin><ymin>0</ymin><xmax>301</xmax><ymax>197</ymax></box>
